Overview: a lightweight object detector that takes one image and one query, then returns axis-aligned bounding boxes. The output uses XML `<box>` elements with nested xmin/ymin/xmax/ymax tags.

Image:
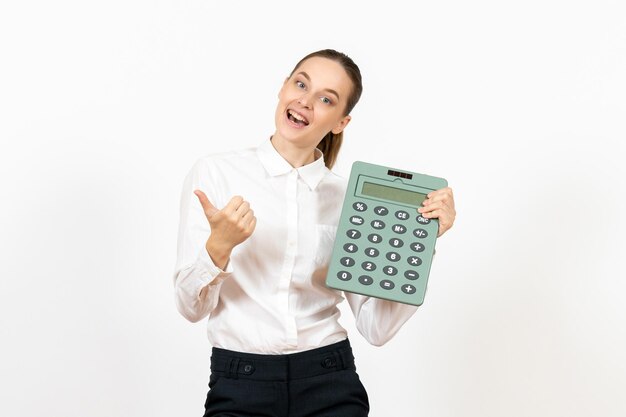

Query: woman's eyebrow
<box><xmin>295</xmin><ymin>71</ymin><xmax>340</xmax><ymax>100</ymax></box>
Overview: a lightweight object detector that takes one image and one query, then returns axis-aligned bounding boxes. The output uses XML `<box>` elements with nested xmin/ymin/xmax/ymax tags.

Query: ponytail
<box><xmin>316</xmin><ymin>131</ymin><xmax>343</xmax><ymax>169</ymax></box>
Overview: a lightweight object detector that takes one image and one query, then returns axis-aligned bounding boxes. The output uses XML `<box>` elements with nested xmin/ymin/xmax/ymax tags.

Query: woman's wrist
<box><xmin>205</xmin><ymin>238</ymin><xmax>232</xmax><ymax>270</ymax></box>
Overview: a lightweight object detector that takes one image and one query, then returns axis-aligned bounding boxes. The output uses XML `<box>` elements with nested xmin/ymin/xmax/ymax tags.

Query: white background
<box><xmin>1</xmin><ymin>1</ymin><xmax>625</xmax><ymax>416</ymax></box>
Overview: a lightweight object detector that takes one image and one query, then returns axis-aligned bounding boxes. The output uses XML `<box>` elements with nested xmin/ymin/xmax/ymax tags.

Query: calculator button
<box><xmin>374</xmin><ymin>206</ymin><xmax>389</xmax><ymax>216</ymax></box>
<box><xmin>410</xmin><ymin>242</ymin><xmax>425</xmax><ymax>252</ymax></box>
<box><xmin>347</xmin><ymin>229</ymin><xmax>361</xmax><ymax>239</ymax></box>
<box><xmin>395</xmin><ymin>210</ymin><xmax>409</xmax><ymax>220</ymax></box>
<box><xmin>340</xmin><ymin>257</ymin><xmax>355</xmax><ymax>267</ymax></box>
<box><xmin>389</xmin><ymin>238</ymin><xmax>404</xmax><ymax>248</ymax></box>
<box><xmin>343</xmin><ymin>243</ymin><xmax>358</xmax><ymax>253</ymax></box>
<box><xmin>401</xmin><ymin>284</ymin><xmax>416</xmax><ymax>294</ymax></box>
<box><xmin>386</xmin><ymin>252</ymin><xmax>401</xmax><ymax>262</ymax></box>
<box><xmin>367</xmin><ymin>233</ymin><xmax>382</xmax><ymax>243</ymax></box>
<box><xmin>416</xmin><ymin>215</ymin><xmax>430</xmax><ymax>225</ymax></box>
<box><xmin>380</xmin><ymin>280</ymin><xmax>395</xmax><ymax>290</ymax></box>
<box><xmin>337</xmin><ymin>271</ymin><xmax>352</xmax><ymax>281</ymax></box>
<box><xmin>404</xmin><ymin>270</ymin><xmax>419</xmax><ymax>280</ymax></box>
<box><xmin>407</xmin><ymin>256</ymin><xmax>422</xmax><ymax>266</ymax></box>
<box><xmin>392</xmin><ymin>224</ymin><xmax>407</xmax><ymax>234</ymax></box>
<box><xmin>361</xmin><ymin>261</ymin><xmax>377</xmax><ymax>271</ymax></box>
<box><xmin>413</xmin><ymin>228</ymin><xmax>428</xmax><ymax>239</ymax></box>
<box><xmin>359</xmin><ymin>275</ymin><xmax>374</xmax><ymax>285</ymax></box>
<box><xmin>383</xmin><ymin>266</ymin><xmax>398</xmax><ymax>276</ymax></box>
<box><xmin>353</xmin><ymin>202</ymin><xmax>367</xmax><ymax>212</ymax></box>
<box><xmin>349</xmin><ymin>216</ymin><xmax>364</xmax><ymax>225</ymax></box>
<box><xmin>371</xmin><ymin>220</ymin><xmax>385</xmax><ymax>230</ymax></box>
<box><xmin>364</xmin><ymin>247</ymin><xmax>379</xmax><ymax>257</ymax></box>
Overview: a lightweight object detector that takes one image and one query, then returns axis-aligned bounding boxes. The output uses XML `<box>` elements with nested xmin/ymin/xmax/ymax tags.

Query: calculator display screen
<box><xmin>361</xmin><ymin>182</ymin><xmax>427</xmax><ymax>206</ymax></box>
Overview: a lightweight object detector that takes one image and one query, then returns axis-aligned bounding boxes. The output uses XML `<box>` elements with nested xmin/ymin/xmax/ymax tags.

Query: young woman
<box><xmin>174</xmin><ymin>49</ymin><xmax>456</xmax><ymax>417</ymax></box>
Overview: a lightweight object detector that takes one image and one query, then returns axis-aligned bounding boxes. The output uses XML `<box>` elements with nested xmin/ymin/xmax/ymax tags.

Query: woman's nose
<box><xmin>297</xmin><ymin>92</ymin><xmax>313</xmax><ymax>108</ymax></box>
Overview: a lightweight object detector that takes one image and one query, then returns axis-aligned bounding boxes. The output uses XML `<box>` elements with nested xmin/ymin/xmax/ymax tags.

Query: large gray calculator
<box><xmin>326</xmin><ymin>161</ymin><xmax>447</xmax><ymax>306</ymax></box>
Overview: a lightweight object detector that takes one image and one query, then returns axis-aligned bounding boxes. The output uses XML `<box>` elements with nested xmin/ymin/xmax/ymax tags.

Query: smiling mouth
<box><xmin>287</xmin><ymin>109</ymin><xmax>309</xmax><ymax>126</ymax></box>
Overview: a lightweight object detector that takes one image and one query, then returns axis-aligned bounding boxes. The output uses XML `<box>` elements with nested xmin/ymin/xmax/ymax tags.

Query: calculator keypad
<box><xmin>359</xmin><ymin>275</ymin><xmax>374</xmax><ymax>285</ymax></box>
<box><xmin>374</xmin><ymin>206</ymin><xmax>388</xmax><ymax>216</ymax></box>
<box><xmin>325</xmin><ymin>161</ymin><xmax>446</xmax><ymax>307</ymax></box>
<box><xmin>395</xmin><ymin>210</ymin><xmax>409</xmax><ymax>220</ymax></box>
<box><xmin>347</xmin><ymin>229</ymin><xmax>361</xmax><ymax>239</ymax></box>
<box><xmin>335</xmin><ymin>201</ymin><xmax>434</xmax><ymax>300</ymax></box>
<box><xmin>389</xmin><ymin>238</ymin><xmax>404</xmax><ymax>248</ymax></box>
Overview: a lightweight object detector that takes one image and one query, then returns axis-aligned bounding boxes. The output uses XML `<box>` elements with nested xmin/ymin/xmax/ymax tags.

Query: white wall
<box><xmin>1</xmin><ymin>1</ymin><xmax>625</xmax><ymax>416</ymax></box>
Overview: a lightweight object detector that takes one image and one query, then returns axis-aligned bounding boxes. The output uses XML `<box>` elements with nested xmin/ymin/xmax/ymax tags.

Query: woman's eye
<box><xmin>296</xmin><ymin>81</ymin><xmax>305</xmax><ymax>89</ymax></box>
<box><xmin>321</xmin><ymin>97</ymin><xmax>332</xmax><ymax>105</ymax></box>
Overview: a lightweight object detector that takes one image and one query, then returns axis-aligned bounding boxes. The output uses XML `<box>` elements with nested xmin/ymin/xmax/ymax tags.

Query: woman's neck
<box><xmin>270</xmin><ymin>134</ymin><xmax>318</xmax><ymax>168</ymax></box>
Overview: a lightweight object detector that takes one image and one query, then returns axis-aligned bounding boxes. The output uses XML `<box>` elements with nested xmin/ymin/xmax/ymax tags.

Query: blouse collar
<box><xmin>257</xmin><ymin>138</ymin><xmax>328</xmax><ymax>191</ymax></box>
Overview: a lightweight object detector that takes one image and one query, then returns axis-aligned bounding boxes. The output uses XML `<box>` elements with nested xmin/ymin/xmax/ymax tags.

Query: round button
<box><xmin>413</xmin><ymin>228</ymin><xmax>428</xmax><ymax>239</ymax></box>
<box><xmin>374</xmin><ymin>206</ymin><xmax>389</xmax><ymax>216</ymax></box>
<box><xmin>343</xmin><ymin>243</ymin><xmax>358</xmax><ymax>253</ymax></box>
<box><xmin>389</xmin><ymin>238</ymin><xmax>404</xmax><ymax>248</ymax></box>
<box><xmin>405</xmin><ymin>270</ymin><xmax>419</xmax><ymax>280</ymax></box>
<box><xmin>353</xmin><ymin>202</ymin><xmax>367</xmax><ymax>212</ymax></box>
<box><xmin>347</xmin><ymin>229</ymin><xmax>361</xmax><ymax>239</ymax></box>
<box><xmin>350</xmin><ymin>216</ymin><xmax>364</xmax><ymax>226</ymax></box>
<box><xmin>361</xmin><ymin>261</ymin><xmax>377</xmax><ymax>271</ymax></box>
<box><xmin>386</xmin><ymin>252</ymin><xmax>401</xmax><ymax>262</ymax></box>
<box><xmin>365</xmin><ymin>247</ymin><xmax>379</xmax><ymax>257</ymax></box>
<box><xmin>337</xmin><ymin>271</ymin><xmax>352</xmax><ymax>281</ymax></box>
<box><xmin>395</xmin><ymin>210</ymin><xmax>409</xmax><ymax>220</ymax></box>
<box><xmin>392</xmin><ymin>224</ymin><xmax>407</xmax><ymax>234</ymax></box>
<box><xmin>410</xmin><ymin>242</ymin><xmax>425</xmax><ymax>252</ymax></box>
<box><xmin>383</xmin><ymin>266</ymin><xmax>398</xmax><ymax>276</ymax></box>
<box><xmin>359</xmin><ymin>275</ymin><xmax>374</xmax><ymax>285</ymax></box>
<box><xmin>380</xmin><ymin>280</ymin><xmax>395</xmax><ymax>290</ymax></box>
<box><xmin>407</xmin><ymin>256</ymin><xmax>422</xmax><ymax>266</ymax></box>
<box><xmin>416</xmin><ymin>215</ymin><xmax>430</xmax><ymax>225</ymax></box>
<box><xmin>243</xmin><ymin>364</ymin><xmax>253</xmax><ymax>373</ymax></box>
<box><xmin>401</xmin><ymin>284</ymin><xmax>417</xmax><ymax>294</ymax></box>
<box><xmin>371</xmin><ymin>220</ymin><xmax>385</xmax><ymax>230</ymax></box>
<box><xmin>341</xmin><ymin>257</ymin><xmax>355</xmax><ymax>267</ymax></box>
<box><xmin>367</xmin><ymin>233</ymin><xmax>382</xmax><ymax>243</ymax></box>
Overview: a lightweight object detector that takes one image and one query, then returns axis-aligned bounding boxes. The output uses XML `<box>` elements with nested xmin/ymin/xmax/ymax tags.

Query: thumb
<box><xmin>194</xmin><ymin>190</ymin><xmax>219</xmax><ymax>218</ymax></box>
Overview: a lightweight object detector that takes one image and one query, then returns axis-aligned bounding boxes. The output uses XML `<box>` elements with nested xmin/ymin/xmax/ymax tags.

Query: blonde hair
<box><xmin>288</xmin><ymin>49</ymin><xmax>363</xmax><ymax>169</ymax></box>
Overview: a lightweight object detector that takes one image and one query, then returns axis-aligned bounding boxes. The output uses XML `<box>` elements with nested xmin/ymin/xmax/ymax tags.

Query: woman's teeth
<box><xmin>288</xmin><ymin>110</ymin><xmax>308</xmax><ymax>125</ymax></box>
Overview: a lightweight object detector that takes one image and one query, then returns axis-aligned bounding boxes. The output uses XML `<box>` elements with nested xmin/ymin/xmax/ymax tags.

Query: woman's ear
<box><xmin>331</xmin><ymin>115</ymin><xmax>352</xmax><ymax>135</ymax></box>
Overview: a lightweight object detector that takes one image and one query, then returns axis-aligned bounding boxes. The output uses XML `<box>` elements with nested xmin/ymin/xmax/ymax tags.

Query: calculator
<box><xmin>326</xmin><ymin>161</ymin><xmax>447</xmax><ymax>306</ymax></box>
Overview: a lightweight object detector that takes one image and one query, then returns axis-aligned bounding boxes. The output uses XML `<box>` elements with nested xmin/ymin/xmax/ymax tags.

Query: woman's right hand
<box><xmin>194</xmin><ymin>190</ymin><xmax>257</xmax><ymax>269</ymax></box>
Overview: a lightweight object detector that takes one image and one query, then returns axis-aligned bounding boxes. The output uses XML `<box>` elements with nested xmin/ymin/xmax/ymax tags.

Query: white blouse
<box><xmin>173</xmin><ymin>138</ymin><xmax>418</xmax><ymax>354</ymax></box>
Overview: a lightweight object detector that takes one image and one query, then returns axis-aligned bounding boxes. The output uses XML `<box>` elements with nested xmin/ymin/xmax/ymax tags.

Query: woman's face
<box><xmin>273</xmin><ymin>56</ymin><xmax>353</xmax><ymax>152</ymax></box>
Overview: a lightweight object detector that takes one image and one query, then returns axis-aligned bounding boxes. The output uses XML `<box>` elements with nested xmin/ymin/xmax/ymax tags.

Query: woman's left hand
<box><xmin>417</xmin><ymin>187</ymin><xmax>456</xmax><ymax>237</ymax></box>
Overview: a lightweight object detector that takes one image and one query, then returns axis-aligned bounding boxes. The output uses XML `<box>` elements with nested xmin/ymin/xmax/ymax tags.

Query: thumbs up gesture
<box><xmin>194</xmin><ymin>190</ymin><xmax>257</xmax><ymax>269</ymax></box>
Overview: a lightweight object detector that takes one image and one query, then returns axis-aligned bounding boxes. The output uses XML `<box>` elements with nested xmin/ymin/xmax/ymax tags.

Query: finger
<box><xmin>437</xmin><ymin>222</ymin><xmax>451</xmax><ymax>237</ymax></box>
<box><xmin>421</xmin><ymin>207</ymin><xmax>444</xmax><ymax>219</ymax></box>
<box><xmin>427</xmin><ymin>186</ymin><xmax>453</xmax><ymax>199</ymax></box>
<box><xmin>222</xmin><ymin>195</ymin><xmax>245</xmax><ymax>215</ymax></box>
<box><xmin>421</xmin><ymin>207</ymin><xmax>456</xmax><ymax>228</ymax></box>
<box><xmin>418</xmin><ymin>199</ymin><xmax>449</xmax><ymax>216</ymax></box>
<box><xmin>425</xmin><ymin>187</ymin><xmax>455</xmax><ymax>209</ymax></box>
<box><xmin>194</xmin><ymin>190</ymin><xmax>218</xmax><ymax>217</ymax></box>
<box><xmin>241</xmin><ymin>208</ymin><xmax>254</xmax><ymax>223</ymax></box>
<box><xmin>235</xmin><ymin>201</ymin><xmax>251</xmax><ymax>217</ymax></box>
<box><xmin>241</xmin><ymin>210</ymin><xmax>256</xmax><ymax>230</ymax></box>
<box><xmin>246</xmin><ymin>216</ymin><xmax>258</xmax><ymax>235</ymax></box>
<box><xmin>424</xmin><ymin>208</ymin><xmax>454</xmax><ymax>236</ymax></box>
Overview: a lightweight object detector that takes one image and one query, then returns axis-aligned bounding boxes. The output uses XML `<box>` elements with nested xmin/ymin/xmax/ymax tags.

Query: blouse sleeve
<box><xmin>173</xmin><ymin>158</ymin><xmax>232</xmax><ymax>323</ymax></box>
<box><xmin>344</xmin><ymin>292</ymin><xmax>419</xmax><ymax>346</ymax></box>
